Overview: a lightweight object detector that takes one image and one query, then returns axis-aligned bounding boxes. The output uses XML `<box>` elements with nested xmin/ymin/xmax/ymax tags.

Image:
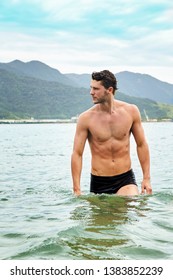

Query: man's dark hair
<box><xmin>92</xmin><ymin>70</ymin><xmax>118</xmax><ymax>94</ymax></box>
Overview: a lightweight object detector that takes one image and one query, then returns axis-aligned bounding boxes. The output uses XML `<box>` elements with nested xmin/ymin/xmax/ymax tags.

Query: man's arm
<box><xmin>131</xmin><ymin>105</ymin><xmax>152</xmax><ymax>195</ymax></box>
<box><xmin>71</xmin><ymin>114</ymin><xmax>88</xmax><ymax>196</ymax></box>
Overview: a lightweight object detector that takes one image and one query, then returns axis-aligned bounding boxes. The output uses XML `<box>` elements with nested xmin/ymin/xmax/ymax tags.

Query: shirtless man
<box><xmin>71</xmin><ymin>70</ymin><xmax>152</xmax><ymax>196</ymax></box>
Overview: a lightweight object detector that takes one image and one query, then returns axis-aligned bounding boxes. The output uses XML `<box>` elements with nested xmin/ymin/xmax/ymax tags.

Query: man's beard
<box><xmin>92</xmin><ymin>97</ymin><xmax>105</xmax><ymax>104</ymax></box>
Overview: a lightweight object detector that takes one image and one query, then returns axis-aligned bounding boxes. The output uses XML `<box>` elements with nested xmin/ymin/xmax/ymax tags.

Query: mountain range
<box><xmin>66</xmin><ymin>71</ymin><xmax>173</xmax><ymax>105</ymax></box>
<box><xmin>0</xmin><ymin>60</ymin><xmax>173</xmax><ymax>120</ymax></box>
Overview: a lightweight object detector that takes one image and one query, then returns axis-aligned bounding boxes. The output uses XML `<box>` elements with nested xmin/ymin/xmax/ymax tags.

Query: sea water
<box><xmin>0</xmin><ymin>122</ymin><xmax>173</xmax><ymax>259</ymax></box>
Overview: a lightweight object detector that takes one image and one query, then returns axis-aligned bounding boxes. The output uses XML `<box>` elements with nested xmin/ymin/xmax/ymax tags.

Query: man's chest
<box><xmin>88</xmin><ymin>114</ymin><xmax>132</xmax><ymax>142</ymax></box>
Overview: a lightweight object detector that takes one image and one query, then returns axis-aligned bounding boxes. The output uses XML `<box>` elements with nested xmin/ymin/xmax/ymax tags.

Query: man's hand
<box><xmin>141</xmin><ymin>179</ymin><xmax>152</xmax><ymax>195</ymax></box>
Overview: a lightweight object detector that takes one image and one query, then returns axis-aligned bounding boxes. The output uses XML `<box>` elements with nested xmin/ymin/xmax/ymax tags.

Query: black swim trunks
<box><xmin>90</xmin><ymin>169</ymin><xmax>137</xmax><ymax>194</ymax></box>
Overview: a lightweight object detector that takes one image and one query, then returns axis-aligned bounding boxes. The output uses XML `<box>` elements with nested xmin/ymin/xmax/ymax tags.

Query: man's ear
<box><xmin>108</xmin><ymin>87</ymin><xmax>114</xmax><ymax>94</ymax></box>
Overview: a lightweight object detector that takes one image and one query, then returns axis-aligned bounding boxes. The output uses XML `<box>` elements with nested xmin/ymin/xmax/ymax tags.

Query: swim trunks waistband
<box><xmin>90</xmin><ymin>169</ymin><xmax>137</xmax><ymax>194</ymax></box>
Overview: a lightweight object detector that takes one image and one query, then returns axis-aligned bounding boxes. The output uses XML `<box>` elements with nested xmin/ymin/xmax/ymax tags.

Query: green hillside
<box><xmin>0</xmin><ymin>69</ymin><xmax>92</xmax><ymax>119</ymax></box>
<box><xmin>0</xmin><ymin>68</ymin><xmax>173</xmax><ymax>120</ymax></box>
<box><xmin>116</xmin><ymin>92</ymin><xmax>173</xmax><ymax>120</ymax></box>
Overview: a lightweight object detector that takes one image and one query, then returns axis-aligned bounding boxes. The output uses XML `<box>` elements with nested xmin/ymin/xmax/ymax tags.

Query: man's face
<box><xmin>90</xmin><ymin>79</ymin><xmax>108</xmax><ymax>104</ymax></box>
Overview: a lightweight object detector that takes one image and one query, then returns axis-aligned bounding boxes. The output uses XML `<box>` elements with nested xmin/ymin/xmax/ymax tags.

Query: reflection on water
<box><xmin>59</xmin><ymin>195</ymin><xmax>153</xmax><ymax>260</ymax></box>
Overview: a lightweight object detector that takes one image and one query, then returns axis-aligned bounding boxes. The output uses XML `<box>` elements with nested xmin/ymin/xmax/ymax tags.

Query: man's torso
<box><xmin>86</xmin><ymin>101</ymin><xmax>134</xmax><ymax>176</ymax></box>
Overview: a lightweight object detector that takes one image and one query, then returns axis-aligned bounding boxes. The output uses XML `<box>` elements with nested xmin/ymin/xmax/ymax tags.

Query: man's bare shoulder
<box><xmin>115</xmin><ymin>100</ymin><xmax>140</xmax><ymax>118</ymax></box>
<box><xmin>76</xmin><ymin>107</ymin><xmax>95</xmax><ymax>129</ymax></box>
<box><xmin>78</xmin><ymin>106</ymin><xmax>97</xmax><ymax>120</ymax></box>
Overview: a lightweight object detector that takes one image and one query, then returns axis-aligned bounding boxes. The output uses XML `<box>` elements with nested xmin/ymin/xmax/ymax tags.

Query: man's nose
<box><xmin>90</xmin><ymin>88</ymin><xmax>94</xmax><ymax>95</ymax></box>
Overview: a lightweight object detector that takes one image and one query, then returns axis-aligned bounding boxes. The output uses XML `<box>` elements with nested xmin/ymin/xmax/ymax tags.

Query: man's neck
<box><xmin>99</xmin><ymin>97</ymin><xmax>116</xmax><ymax>114</ymax></box>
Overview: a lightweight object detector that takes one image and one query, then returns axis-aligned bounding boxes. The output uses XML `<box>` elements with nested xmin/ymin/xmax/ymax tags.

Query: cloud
<box><xmin>0</xmin><ymin>0</ymin><xmax>173</xmax><ymax>83</ymax></box>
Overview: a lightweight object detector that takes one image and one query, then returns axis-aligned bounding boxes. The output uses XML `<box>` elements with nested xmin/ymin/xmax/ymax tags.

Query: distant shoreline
<box><xmin>0</xmin><ymin>118</ymin><xmax>172</xmax><ymax>124</ymax></box>
<box><xmin>0</xmin><ymin>118</ymin><xmax>77</xmax><ymax>124</ymax></box>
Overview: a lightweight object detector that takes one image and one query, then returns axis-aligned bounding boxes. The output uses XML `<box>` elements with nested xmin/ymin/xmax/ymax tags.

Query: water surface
<box><xmin>0</xmin><ymin>123</ymin><xmax>173</xmax><ymax>259</ymax></box>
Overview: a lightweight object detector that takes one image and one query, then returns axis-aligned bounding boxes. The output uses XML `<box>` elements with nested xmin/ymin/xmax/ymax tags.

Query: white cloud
<box><xmin>153</xmin><ymin>7</ymin><xmax>173</xmax><ymax>24</ymax></box>
<box><xmin>1</xmin><ymin>0</ymin><xmax>173</xmax><ymax>83</ymax></box>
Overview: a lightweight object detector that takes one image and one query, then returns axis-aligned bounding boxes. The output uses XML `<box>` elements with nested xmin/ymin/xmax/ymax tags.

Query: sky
<box><xmin>0</xmin><ymin>0</ymin><xmax>173</xmax><ymax>83</ymax></box>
